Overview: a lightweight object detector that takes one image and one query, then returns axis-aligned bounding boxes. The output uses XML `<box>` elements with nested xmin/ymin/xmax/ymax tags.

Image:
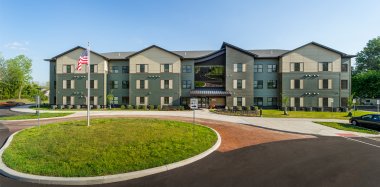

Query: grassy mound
<box><xmin>2</xmin><ymin>118</ymin><xmax>217</xmax><ymax>177</ymax></box>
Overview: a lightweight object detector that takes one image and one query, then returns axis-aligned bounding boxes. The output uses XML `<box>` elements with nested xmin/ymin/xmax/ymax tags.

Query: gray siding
<box><xmin>49</xmin><ymin>62</ymin><xmax>56</xmax><ymax>105</ymax></box>
<box><xmin>254</xmin><ymin>58</ymin><xmax>280</xmax><ymax>106</ymax></box>
<box><xmin>129</xmin><ymin>73</ymin><xmax>181</xmax><ymax>106</ymax></box>
<box><xmin>225</xmin><ymin>46</ymin><xmax>254</xmax><ymax>107</ymax></box>
<box><xmin>56</xmin><ymin>73</ymin><xmax>106</xmax><ymax>105</ymax></box>
<box><xmin>107</xmin><ymin>61</ymin><xmax>129</xmax><ymax>104</ymax></box>
<box><xmin>180</xmin><ymin>60</ymin><xmax>195</xmax><ymax>97</ymax></box>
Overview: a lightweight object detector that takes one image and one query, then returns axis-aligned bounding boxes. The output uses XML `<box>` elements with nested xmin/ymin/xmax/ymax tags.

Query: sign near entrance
<box><xmin>190</xmin><ymin>98</ymin><xmax>198</xmax><ymax>109</ymax></box>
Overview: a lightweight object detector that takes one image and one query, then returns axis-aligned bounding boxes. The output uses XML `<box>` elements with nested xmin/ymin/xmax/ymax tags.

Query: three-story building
<box><xmin>46</xmin><ymin>41</ymin><xmax>354</xmax><ymax>109</ymax></box>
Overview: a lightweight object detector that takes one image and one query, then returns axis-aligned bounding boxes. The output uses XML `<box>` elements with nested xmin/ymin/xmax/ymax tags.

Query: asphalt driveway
<box><xmin>1</xmin><ymin>115</ymin><xmax>380</xmax><ymax>187</ymax></box>
<box><xmin>0</xmin><ymin>136</ymin><xmax>380</xmax><ymax>187</ymax></box>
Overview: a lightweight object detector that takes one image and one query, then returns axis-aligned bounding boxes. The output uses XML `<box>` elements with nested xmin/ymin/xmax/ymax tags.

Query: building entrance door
<box><xmin>198</xmin><ymin>97</ymin><xmax>209</xmax><ymax>108</ymax></box>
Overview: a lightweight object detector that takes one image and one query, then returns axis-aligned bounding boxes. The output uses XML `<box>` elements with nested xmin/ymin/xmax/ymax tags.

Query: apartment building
<box><xmin>46</xmin><ymin>42</ymin><xmax>354</xmax><ymax>109</ymax></box>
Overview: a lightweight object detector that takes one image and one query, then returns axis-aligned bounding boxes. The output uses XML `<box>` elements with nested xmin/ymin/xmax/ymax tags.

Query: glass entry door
<box><xmin>198</xmin><ymin>97</ymin><xmax>209</xmax><ymax>108</ymax></box>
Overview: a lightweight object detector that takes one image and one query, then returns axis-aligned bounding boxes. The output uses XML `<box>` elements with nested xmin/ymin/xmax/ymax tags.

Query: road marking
<box><xmin>343</xmin><ymin>137</ymin><xmax>380</xmax><ymax>149</ymax></box>
<box><xmin>336</xmin><ymin>133</ymin><xmax>358</xmax><ymax>137</ymax></box>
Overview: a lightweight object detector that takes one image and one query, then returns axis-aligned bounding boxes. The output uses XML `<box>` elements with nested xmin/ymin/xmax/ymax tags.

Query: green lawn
<box><xmin>212</xmin><ymin>109</ymin><xmax>376</xmax><ymax>120</ymax></box>
<box><xmin>2</xmin><ymin>118</ymin><xmax>217</xmax><ymax>177</ymax></box>
<box><xmin>314</xmin><ymin>122</ymin><xmax>379</xmax><ymax>134</ymax></box>
<box><xmin>0</xmin><ymin>113</ymin><xmax>73</xmax><ymax>120</ymax></box>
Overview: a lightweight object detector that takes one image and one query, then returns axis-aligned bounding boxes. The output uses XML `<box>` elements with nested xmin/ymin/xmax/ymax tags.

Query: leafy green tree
<box><xmin>4</xmin><ymin>55</ymin><xmax>32</xmax><ymax>99</ymax></box>
<box><xmin>106</xmin><ymin>90</ymin><xmax>114</xmax><ymax>109</ymax></box>
<box><xmin>352</xmin><ymin>71</ymin><xmax>380</xmax><ymax>98</ymax></box>
<box><xmin>281</xmin><ymin>93</ymin><xmax>289</xmax><ymax>115</ymax></box>
<box><xmin>355</xmin><ymin>36</ymin><xmax>380</xmax><ymax>73</ymax></box>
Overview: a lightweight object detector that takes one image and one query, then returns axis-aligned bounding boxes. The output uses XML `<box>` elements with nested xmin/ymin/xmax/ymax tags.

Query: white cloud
<box><xmin>4</xmin><ymin>41</ymin><xmax>29</xmax><ymax>51</ymax></box>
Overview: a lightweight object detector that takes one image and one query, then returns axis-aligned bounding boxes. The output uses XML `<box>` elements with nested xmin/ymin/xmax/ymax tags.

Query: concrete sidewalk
<box><xmin>8</xmin><ymin>106</ymin><xmax>379</xmax><ymax>137</ymax></box>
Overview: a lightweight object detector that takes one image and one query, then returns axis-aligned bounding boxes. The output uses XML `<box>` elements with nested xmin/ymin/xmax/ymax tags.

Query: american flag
<box><xmin>77</xmin><ymin>50</ymin><xmax>89</xmax><ymax>71</ymax></box>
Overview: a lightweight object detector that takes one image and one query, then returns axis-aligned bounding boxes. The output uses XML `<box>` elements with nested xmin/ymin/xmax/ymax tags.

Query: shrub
<box><xmin>348</xmin><ymin>111</ymin><xmax>353</xmax><ymax>117</ymax></box>
<box><xmin>120</xmin><ymin>105</ymin><xmax>126</xmax><ymax>109</ymax></box>
<box><xmin>138</xmin><ymin>105</ymin><xmax>144</xmax><ymax>110</ymax></box>
<box><xmin>157</xmin><ymin>105</ymin><xmax>161</xmax><ymax>110</ymax></box>
<box><xmin>142</xmin><ymin>105</ymin><xmax>147</xmax><ymax>110</ymax></box>
<box><xmin>254</xmin><ymin>106</ymin><xmax>259</xmax><ymax>111</ymax></box>
<box><xmin>127</xmin><ymin>105</ymin><xmax>133</xmax><ymax>110</ymax></box>
<box><xmin>237</xmin><ymin>106</ymin><xmax>242</xmax><ymax>111</ymax></box>
<box><xmin>179</xmin><ymin>106</ymin><xmax>185</xmax><ymax>111</ymax></box>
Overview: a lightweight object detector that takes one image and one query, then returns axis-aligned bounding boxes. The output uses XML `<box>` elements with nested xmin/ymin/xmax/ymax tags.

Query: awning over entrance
<box><xmin>190</xmin><ymin>88</ymin><xmax>231</xmax><ymax>97</ymax></box>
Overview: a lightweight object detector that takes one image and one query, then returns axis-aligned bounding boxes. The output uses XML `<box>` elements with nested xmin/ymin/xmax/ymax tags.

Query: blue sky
<box><xmin>1</xmin><ymin>0</ymin><xmax>379</xmax><ymax>84</ymax></box>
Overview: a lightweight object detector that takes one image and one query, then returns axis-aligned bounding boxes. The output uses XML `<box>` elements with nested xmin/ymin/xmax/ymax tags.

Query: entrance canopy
<box><xmin>190</xmin><ymin>88</ymin><xmax>231</xmax><ymax>97</ymax></box>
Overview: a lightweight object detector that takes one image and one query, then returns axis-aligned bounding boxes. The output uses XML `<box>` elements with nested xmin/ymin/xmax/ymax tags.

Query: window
<box><xmin>254</xmin><ymin>97</ymin><xmax>263</xmax><ymax>106</ymax></box>
<box><xmin>254</xmin><ymin>64</ymin><xmax>263</xmax><ymax>72</ymax></box>
<box><xmin>112</xmin><ymin>97</ymin><xmax>119</xmax><ymax>104</ymax></box>
<box><xmin>268</xmin><ymin>65</ymin><xmax>277</xmax><ymax>72</ymax></box>
<box><xmin>267</xmin><ymin>80</ymin><xmax>277</xmax><ymax>89</ymax></box>
<box><xmin>341</xmin><ymin>97</ymin><xmax>348</xmax><ymax>107</ymax></box>
<box><xmin>294</xmin><ymin>97</ymin><xmax>300</xmax><ymax>107</ymax></box>
<box><xmin>164</xmin><ymin>80</ymin><xmax>169</xmax><ymax>89</ymax></box>
<box><xmin>122</xmin><ymin>66</ymin><xmax>129</xmax><ymax>73</ymax></box>
<box><xmin>122</xmin><ymin>96</ymin><xmax>129</xmax><ymax>104</ymax></box>
<box><xmin>182</xmin><ymin>65</ymin><xmax>192</xmax><ymax>73</ymax></box>
<box><xmin>140</xmin><ymin>80</ymin><xmax>145</xmax><ymax>89</ymax></box>
<box><xmin>66</xmin><ymin>96</ymin><xmax>71</xmax><ymax>105</ymax></box>
<box><xmin>66</xmin><ymin>65</ymin><xmax>72</xmax><ymax>73</ymax></box>
<box><xmin>294</xmin><ymin>80</ymin><xmax>300</xmax><ymax>89</ymax></box>
<box><xmin>294</xmin><ymin>63</ymin><xmax>301</xmax><ymax>72</ymax></box>
<box><xmin>237</xmin><ymin>97</ymin><xmax>243</xmax><ymax>106</ymax></box>
<box><xmin>111</xmin><ymin>81</ymin><xmax>118</xmax><ymax>89</ymax></box>
<box><xmin>323</xmin><ymin>98</ymin><xmax>329</xmax><ymax>107</ymax></box>
<box><xmin>237</xmin><ymin>63</ymin><xmax>243</xmax><ymax>72</ymax></box>
<box><xmin>341</xmin><ymin>64</ymin><xmax>348</xmax><ymax>72</ymax></box>
<box><xmin>67</xmin><ymin>80</ymin><xmax>71</xmax><ymax>89</ymax></box>
<box><xmin>90</xmin><ymin>65</ymin><xmax>98</xmax><ymax>73</ymax></box>
<box><xmin>139</xmin><ymin>97</ymin><xmax>145</xmax><ymax>105</ymax></box>
<box><xmin>138</xmin><ymin>64</ymin><xmax>146</xmax><ymax>73</ymax></box>
<box><xmin>182</xmin><ymin>80</ymin><xmax>191</xmax><ymax>89</ymax></box>
<box><xmin>164</xmin><ymin>64</ymin><xmax>170</xmax><ymax>72</ymax></box>
<box><xmin>90</xmin><ymin>80</ymin><xmax>94</xmax><ymax>88</ymax></box>
<box><xmin>122</xmin><ymin>81</ymin><xmax>129</xmax><ymax>89</ymax></box>
<box><xmin>341</xmin><ymin>80</ymin><xmax>348</xmax><ymax>90</ymax></box>
<box><xmin>237</xmin><ymin>79</ymin><xmax>243</xmax><ymax>89</ymax></box>
<box><xmin>111</xmin><ymin>66</ymin><xmax>119</xmax><ymax>73</ymax></box>
<box><xmin>164</xmin><ymin>97</ymin><xmax>169</xmax><ymax>105</ymax></box>
<box><xmin>90</xmin><ymin>96</ymin><xmax>94</xmax><ymax>105</ymax></box>
<box><xmin>323</xmin><ymin>79</ymin><xmax>328</xmax><ymax>89</ymax></box>
<box><xmin>321</xmin><ymin>62</ymin><xmax>329</xmax><ymax>71</ymax></box>
<box><xmin>267</xmin><ymin>97</ymin><xmax>277</xmax><ymax>106</ymax></box>
<box><xmin>254</xmin><ymin>80</ymin><xmax>263</xmax><ymax>89</ymax></box>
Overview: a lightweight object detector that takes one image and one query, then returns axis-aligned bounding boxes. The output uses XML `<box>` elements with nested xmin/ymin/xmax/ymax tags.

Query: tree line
<box><xmin>0</xmin><ymin>54</ymin><xmax>47</xmax><ymax>101</ymax></box>
<box><xmin>352</xmin><ymin>36</ymin><xmax>380</xmax><ymax>98</ymax></box>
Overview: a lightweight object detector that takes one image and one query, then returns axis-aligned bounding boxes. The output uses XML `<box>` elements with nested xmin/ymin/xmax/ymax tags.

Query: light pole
<box><xmin>352</xmin><ymin>99</ymin><xmax>356</xmax><ymax>117</ymax></box>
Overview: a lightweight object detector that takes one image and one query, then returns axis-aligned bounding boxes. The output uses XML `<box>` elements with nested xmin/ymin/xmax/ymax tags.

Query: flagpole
<box><xmin>87</xmin><ymin>42</ymin><xmax>91</xmax><ymax>127</ymax></box>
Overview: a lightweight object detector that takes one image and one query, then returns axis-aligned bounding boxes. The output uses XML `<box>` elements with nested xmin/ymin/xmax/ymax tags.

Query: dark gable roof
<box><xmin>249</xmin><ymin>49</ymin><xmax>289</xmax><ymax>58</ymax></box>
<box><xmin>101</xmin><ymin>52</ymin><xmax>134</xmax><ymax>60</ymax></box>
<box><xmin>221</xmin><ymin>42</ymin><xmax>258</xmax><ymax>57</ymax></box>
<box><xmin>279</xmin><ymin>41</ymin><xmax>356</xmax><ymax>58</ymax></box>
<box><xmin>45</xmin><ymin>46</ymin><xmax>109</xmax><ymax>61</ymax></box>
<box><xmin>47</xmin><ymin>42</ymin><xmax>355</xmax><ymax>61</ymax></box>
<box><xmin>126</xmin><ymin>45</ymin><xmax>183</xmax><ymax>59</ymax></box>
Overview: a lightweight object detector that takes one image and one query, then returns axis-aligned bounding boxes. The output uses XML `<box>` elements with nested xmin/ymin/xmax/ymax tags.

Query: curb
<box><xmin>0</xmin><ymin>125</ymin><xmax>221</xmax><ymax>185</ymax></box>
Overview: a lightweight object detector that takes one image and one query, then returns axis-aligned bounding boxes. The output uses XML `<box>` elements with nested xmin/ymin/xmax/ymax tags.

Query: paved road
<box><xmin>1</xmin><ymin>108</ymin><xmax>380</xmax><ymax>186</ymax></box>
<box><xmin>1</xmin><ymin>136</ymin><xmax>380</xmax><ymax>187</ymax></box>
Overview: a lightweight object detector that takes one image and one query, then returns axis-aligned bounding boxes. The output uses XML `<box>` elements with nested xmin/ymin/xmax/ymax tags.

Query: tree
<box><xmin>4</xmin><ymin>55</ymin><xmax>32</xmax><ymax>99</ymax></box>
<box><xmin>281</xmin><ymin>93</ymin><xmax>289</xmax><ymax>115</ymax></box>
<box><xmin>355</xmin><ymin>36</ymin><xmax>380</xmax><ymax>73</ymax></box>
<box><xmin>352</xmin><ymin>70</ymin><xmax>380</xmax><ymax>98</ymax></box>
<box><xmin>106</xmin><ymin>90</ymin><xmax>114</xmax><ymax>109</ymax></box>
